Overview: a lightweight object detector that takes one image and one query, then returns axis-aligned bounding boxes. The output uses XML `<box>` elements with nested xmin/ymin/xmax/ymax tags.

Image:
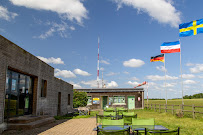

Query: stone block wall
<box><xmin>0</xmin><ymin>35</ymin><xmax>73</xmax><ymax>129</ymax></box>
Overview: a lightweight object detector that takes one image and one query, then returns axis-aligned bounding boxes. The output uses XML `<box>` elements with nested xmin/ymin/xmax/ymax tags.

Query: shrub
<box><xmin>73</xmin><ymin>89</ymin><xmax>88</xmax><ymax>108</ymax></box>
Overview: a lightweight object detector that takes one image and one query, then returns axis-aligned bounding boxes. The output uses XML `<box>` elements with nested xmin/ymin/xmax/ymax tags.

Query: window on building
<box><xmin>87</xmin><ymin>96</ymin><xmax>92</xmax><ymax>104</ymax></box>
<box><xmin>68</xmin><ymin>94</ymin><xmax>70</xmax><ymax>105</ymax></box>
<box><xmin>109</xmin><ymin>97</ymin><xmax>113</xmax><ymax>105</ymax></box>
<box><xmin>113</xmin><ymin>96</ymin><xmax>125</xmax><ymax>103</ymax></box>
<box><xmin>41</xmin><ymin>79</ymin><xmax>47</xmax><ymax>97</ymax></box>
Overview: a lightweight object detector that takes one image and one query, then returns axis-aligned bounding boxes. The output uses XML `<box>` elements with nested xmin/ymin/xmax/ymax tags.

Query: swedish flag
<box><xmin>179</xmin><ymin>18</ymin><xmax>203</xmax><ymax>37</ymax></box>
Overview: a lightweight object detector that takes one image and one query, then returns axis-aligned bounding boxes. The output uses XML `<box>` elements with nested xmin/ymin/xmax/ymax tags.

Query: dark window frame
<box><xmin>68</xmin><ymin>94</ymin><xmax>70</xmax><ymax>105</ymax></box>
<box><xmin>41</xmin><ymin>79</ymin><xmax>47</xmax><ymax>97</ymax></box>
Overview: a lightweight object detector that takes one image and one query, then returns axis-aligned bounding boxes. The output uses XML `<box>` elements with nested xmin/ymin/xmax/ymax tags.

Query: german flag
<box><xmin>150</xmin><ymin>54</ymin><xmax>164</xmax><ymax>62</ymax></box>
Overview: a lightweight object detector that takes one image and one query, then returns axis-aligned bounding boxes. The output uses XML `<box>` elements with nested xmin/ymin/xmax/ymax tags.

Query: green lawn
<box><xmin>134</xmin><ymin>109</ymin><xmax>203</xmax><ymax>135</ymax></box>
<box><xmin>144</xmin><ymin>99</ymin><xmax>203</xmax><ymax>119</ymax></box>
<box><xmin>145</xmin><ymin>98</ymin><xmax>203</xmax><ymax>106</ymax></box>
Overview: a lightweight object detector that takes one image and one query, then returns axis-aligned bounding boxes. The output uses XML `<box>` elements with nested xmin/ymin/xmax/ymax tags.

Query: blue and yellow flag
<box><xmin>179</xmin><ymin>18</ymin><xmax>203</xmax><ymax>37</ymax></box>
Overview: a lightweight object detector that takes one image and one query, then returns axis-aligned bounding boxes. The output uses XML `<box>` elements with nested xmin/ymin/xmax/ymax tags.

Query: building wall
<box><xmin>0</xmin><ymin>35</ymin><xmax>73</xmax><ymax>127</ymax></box>
<box><xmin>86</xmin><ymin>92</ymin><xmax>143</xmax><ymax>109</ymax></box>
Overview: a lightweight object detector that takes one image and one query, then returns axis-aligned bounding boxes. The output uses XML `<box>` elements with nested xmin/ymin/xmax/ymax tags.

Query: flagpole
<box><xmin>147</xmin><ymin>81</ymin><xmax>148</xmax><ymax>108</ymax></box>
<box><xmin>179</xmin><ymin>39</ymin><xmax>184</xmax><ymax>105</ymax></box>
<box><xmin>164</xmin><ymin>53</ymin><xmax>167</xmax><ymax>105</ymax></box>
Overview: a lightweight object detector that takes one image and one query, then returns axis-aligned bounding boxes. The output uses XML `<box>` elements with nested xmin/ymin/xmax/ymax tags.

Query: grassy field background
<box><xmin>134</xmin><ymin>109</ymin><xmax>203</xmax><ymax>135</ymax></box>
<box><xmin>144</xmin><ymin>99</ymin><xmax>203</xmax><ymax>119</ymax></box>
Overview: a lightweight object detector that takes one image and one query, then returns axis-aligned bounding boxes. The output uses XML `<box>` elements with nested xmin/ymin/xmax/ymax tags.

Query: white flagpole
<box><xmin>97</xmin><ymin>37</ymin><xmax>100</xmax><ymax>88</ymax></box>
<box><xmin>147</xmin><ymin>81</ymin><xmax>149</xmax><ymax>108</ymax></box>
<box><xmin>179</xmin><ymin>39</ymin><xmax>184</xmax><ymax>105</ymax></box>
<box><xmin>164</xmin><ymin>53</ymin><xmax>167</xmax><ymax>105</ymax></box>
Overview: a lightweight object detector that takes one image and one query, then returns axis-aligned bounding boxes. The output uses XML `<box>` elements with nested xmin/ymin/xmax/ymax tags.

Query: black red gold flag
<box><xmin>150</xmin><ymin>54</ymin><xmax>164</xmax><ymax>62</ymax></box>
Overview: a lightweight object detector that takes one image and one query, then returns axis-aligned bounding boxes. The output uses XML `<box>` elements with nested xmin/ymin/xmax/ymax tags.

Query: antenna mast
<box><xmin>102</xmin><ymin>71</ymin><xmax>104</xmax><ymax>88</ymax></box>
<box><xmin>97</xmin><ymin>37</ymin><xmax>100</xmax><ymax>88</ymax></box>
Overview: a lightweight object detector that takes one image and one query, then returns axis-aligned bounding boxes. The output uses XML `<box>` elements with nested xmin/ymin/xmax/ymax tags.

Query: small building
<box><xmin>76</xmin><ymin>88</ymin><xmax>144</xmax><ymax>110</ymax></box>
<box><xmin>0</xmin><ymin>35</ymin><xmax>73</xmax><ymax>132</ymax></box>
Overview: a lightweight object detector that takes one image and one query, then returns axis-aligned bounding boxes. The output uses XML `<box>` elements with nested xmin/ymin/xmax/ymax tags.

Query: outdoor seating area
<box><xmin>95</xmin><ymin>107</ymin><xmax>180</xmax><ymax>135</ymax></box>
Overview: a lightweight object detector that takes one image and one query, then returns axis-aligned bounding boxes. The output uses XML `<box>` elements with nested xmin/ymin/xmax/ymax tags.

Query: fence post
<box><xmin>155</xmin><ymin>104</ymin><xmax>156</xmax><ymax>112</ymax></box>
<box><xmin>159</xmin><ymin>104</ymin><xmax>161</xmax><ymax>113</ymax></box>
<box><xmin>172</xmin><ymin>104</ymin><xmax>174</xmax><ymax>115</ymax></box>
<box><xmin>165</xmin><ymin>104</ymin><xmax>167</xmax><ymax>113</ymax></box>
<box><xmin>151</xmin><ymin>104</ymin><xmax>152</xmax><ymax>110</ymax></box>
<box><xmin>192</xmin><ymin>104</ymin><xmax>195</xmax><ymax>119</ymax></box>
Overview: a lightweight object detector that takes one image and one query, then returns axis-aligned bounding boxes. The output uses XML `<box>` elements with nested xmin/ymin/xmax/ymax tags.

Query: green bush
<box><xmin>73</xmin><ymin>89</ymin><xmax>88</xmax><ymax>108</ymax></box>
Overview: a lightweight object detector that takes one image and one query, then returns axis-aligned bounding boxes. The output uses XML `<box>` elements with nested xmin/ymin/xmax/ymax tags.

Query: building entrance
<box><xmin>4</xmin><ymin>70</ymin><xmax>33</xmax><ymax>119</ymax></box>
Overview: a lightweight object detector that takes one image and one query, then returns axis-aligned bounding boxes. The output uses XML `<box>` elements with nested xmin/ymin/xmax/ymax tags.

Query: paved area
<box><xmin>39</xmin><ymin>118</ymin><xmax>97</xmax><ymax>135</ymax></box>
<box><xmin>2</xmin><ymin>118</ymin><xmax>97</xmax><ymax>135</ymax></box>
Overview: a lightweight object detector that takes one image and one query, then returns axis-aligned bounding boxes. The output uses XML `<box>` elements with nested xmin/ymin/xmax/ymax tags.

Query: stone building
<box><xmin>0</xmin><ymin>35</ymin><xmax>73</xmax><ymax>132</ymax></box>
<box><xmin>76</xmin><ymin>88</ymin><xmax>144</xmax><ymax>110</ymax></box>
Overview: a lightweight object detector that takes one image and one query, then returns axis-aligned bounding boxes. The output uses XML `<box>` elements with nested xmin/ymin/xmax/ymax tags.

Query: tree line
<box><xmin>183</xmin><ymin>93</ymin><xmax>203</xmax><ymax>99</ymax></box>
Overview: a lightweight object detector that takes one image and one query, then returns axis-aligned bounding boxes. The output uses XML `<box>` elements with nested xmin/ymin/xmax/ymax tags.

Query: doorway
<box><xmin>128</xmin><ymin>96</ymin><xmax>135</xmax><ymax>109</ymax></box>
<box><xmin>102</xmin><ymin>96</ymin><xmax>108</xmax><ymax>109</ymax></box>
<box><xmin>4</xmin><ymin>70</ymin><xmax>33</xmax><ymax>119</ymax></box>
<box><xmin>57</xmin><ymin>92</ymin><xmax>61</xmax><ymax>116</ymax></box>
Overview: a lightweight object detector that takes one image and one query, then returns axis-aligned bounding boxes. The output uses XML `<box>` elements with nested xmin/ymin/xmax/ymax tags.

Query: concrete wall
<box><xmin>0</xmin><ymin>35</ymin><xmax>73</xmax><ymax>128</ymax></box>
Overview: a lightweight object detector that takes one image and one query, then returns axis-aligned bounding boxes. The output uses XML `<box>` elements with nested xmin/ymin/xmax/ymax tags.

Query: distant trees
<box><xmin>73</xmin><ymin>89</ymin><xmax>88</xmax><ymax>108</ymax></box>
<box><xmin>183</xmin><ymin>93</ymin><xmax>203</xmax><ymax>99</ymax></box>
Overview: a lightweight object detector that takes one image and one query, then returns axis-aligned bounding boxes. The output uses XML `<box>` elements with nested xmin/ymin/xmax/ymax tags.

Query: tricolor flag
<box><xmin>150</xmin><ymin>54</ymin><xmax>164</xmax><ymax>62</ymax></box>
<box><xmin>179</xmin><ymin>18</ymin><xmax>203</xmax><ymax>37</ymax></box>
<box><xmin>160</xmin><ymin>41</ymin><xmax>180</xmax><ymax>53</ymax></box>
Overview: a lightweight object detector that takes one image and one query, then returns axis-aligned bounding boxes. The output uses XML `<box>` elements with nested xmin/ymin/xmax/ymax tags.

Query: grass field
<box><xmin>134</xmin><ymin>109</ymin><xmax>203</xmax><ymax>135</ymax></box>
<box><xmin>144</xmin><ymin>99</ymin><xmax>203</xmax><ymax>119</ymax></box>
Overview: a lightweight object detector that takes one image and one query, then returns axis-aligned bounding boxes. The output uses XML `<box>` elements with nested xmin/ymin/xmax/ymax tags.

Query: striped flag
<box><xmin>134</xmin><ymin>81</ymin><xmax>147</xmax><ymax>88</ymax></box>
<box><xmin>150</xmin><ymin>54</ymin><xmax>164</xmax><ymax>62</ymax></box>
<box><xmin>160</xmin><ymin>41</ymin><xmax>180</xmax><ymax>53</ymax></box>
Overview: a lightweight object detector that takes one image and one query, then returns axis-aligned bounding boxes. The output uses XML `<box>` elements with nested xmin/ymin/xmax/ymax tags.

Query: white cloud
<box><xmin>183</xmin><ymin>80</ymin><xmax>197</xmax><ymax>84</ymax></box>
<box><xmin>123</xmin><ymin>59</ymin><xmax>145</xmax><ymax>68</ymax></box>
<box><xmin>55</xmin><ymin>68</ymin><xmax>76</xmax><ymax>78</ymax></box>
<box><xmin>69</xmin><ymin>81</ymin><xmax>82</xmax><ymax>89</ymax></box>
<box><xmin>181</xmin><ymin>74</ymin><xmax>195</xmax><ymax>79</ymax></box>
<box><xmin>81</xmin><ymin>80</ymin><xmax>101</xmax><ymax>88</ymax></box>
<box><xmin>73</xmin><ymin>83</ymin><xmax>82</xmax><ymax>89</ymax></box>
<box><xmin>186</xmin><ymin>63</ymin><xmax>194</xmax><ymax>66</ymax></box>
<box><xmin>148</xmin><ymin>82</ymin><xmax>156</xmax><ymax>86</ymax></box>
<box><xmin>73</xmin><ymin>68</ymin><xmax>91</xmax><ymax>76</ymax></box>
<box><xmin>100</xmin><ymin>60</ymin><xmax>110</xmax><ymax>65</ymax></box>
<box><xmin>198</xmin><ymin>75</ymin><xmax>203</xmax><ymax>78</ymax></box>
<box><xmin>127</xmin><ymin>81</ymin><xmax>139</xmax><ymax>87</ymax></box>
<box><xmin>113</xmin><ymin>0</ymin><xmax>181</xmax><ymax>27</ymax></box>
<box><xmin>156</xmin><ymin>66</ymin><xmax>167</xmax><ymax>72</ymax></box>
<box><xmin>106</xmin><ymin>72</ymin><xmax>119</xmax><ymax>76</ymax></box>
<box><xmin>131</xmin><ymin>77</ymin><xmax>139</xmax><ymax>81</ymax></box>
<box><xmin>190</xmin><ymin>64</ymin><xmax>203</xmax><ymax>73</ymax></box>
<box><xmin>168</xmin><ymin>88</ymin><xmax>176</xmax><ymax>92</ymax></box>
<box><xmin>100</xmin><ymin>67</ymin><xmax>105</xmax><ymax>71</ymax></box>
<box><xmin>10</xmin><ymin>0</ymin><xmax>88</xmax><ymax>24</ymax></box>
<box><xmin>37</xmin><ymin>56</ymin><xmax>64</xmax><ymax>64</ymax></box>
<box><xmin>70</xmin><ymin>26</ymin><xmax>75</xmax><ymax>31</ymax></box>
<box><xmin>166</xmin><ymin>83</ymin><xmax>176</xmax><ymax>87</ymax></box>
<box><xmin>0</xmin><ymin>6</ymin><xmax>18</xmax><ymax>21</ymax></box>
<box><xmin>107</xmin><ymin>81</ymin><xmax>118</xmax><ymax>88</ymax></box>
<box><xmin>123</xmin><ymin>71</ymin><xmax>129</xmax><ymax>74</ymax></box>
<box><xmin>146</xmin><ymin>75</ymin><xmax>178</xmax><ymax>81</ymax></box>
<box><xmin>34</xmin><ymin>22</ymin><xmax>69</xmax><ymax>39</ymax></box>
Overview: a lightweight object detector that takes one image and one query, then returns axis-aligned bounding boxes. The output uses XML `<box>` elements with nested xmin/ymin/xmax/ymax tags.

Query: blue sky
<box><xmin>1</xmin><ymin>0</ymin><xmax>203</xmax><ymax>99</ymax></box>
